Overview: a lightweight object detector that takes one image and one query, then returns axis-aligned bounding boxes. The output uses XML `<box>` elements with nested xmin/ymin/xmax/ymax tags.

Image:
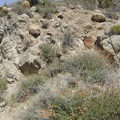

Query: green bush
<box><xmin>46</xmin><ymin>60</ymin><xmax>63</xmax><ymax>77</ymax></box>
<box><xmin>64</xmin><ymin>0</ymin><xmax>115</xmax><ymax>9</ymax></box>
<box><xmin>17</xmin><ymin>85</ymin><xmax>119</xmax><ymax>120</ymax></box>
<box><xmin>81</xmin><ymin>88</ymin><xmax>120</xmax><ymax>120</ymax></box>
<box><xmin>111</xmin><ymin>25</ymin><xmax>120</xmax><ymax>35</ymax></box>
<box><xmin>62</xmin><ymin>52</ymin><xmax>110</xmax><ymax>84</ymax></box>
<box><xmin>64</xmin><ymin>0</ymin><xmax>98</xmax><ymax>10</ymax></box>
<box><xmin>40</xmin><ymin>44</ymin><xmax>58</xmax><ymax>64</ymax></box>
<box><xmin>0</xmin><ymin>78</ymin><xmax>7</xmax><ymax>93</ymax></box>
<box><xmin>98</xmin><ymin>0</ymin><xmax>114</xmax><ymax>8</ymax></box>
<box><xmin>62</xmin><ymin>31</ymin><xmax>74</xmax><ymax>53</ymax></box>
<box><xmin>50</xmin><ymin>88</ymin><xmax>120</xmax><ymax>120</ymax></box>
<box><xmin>0</xmin><ymin>11</ymin><xmax>6</xmax><ymax>17</ymax></box>
<box><xmin>35</xmin><ymin>1</ymin><xmax>56</xmax><ymax>19</ymax></box>
<box><xmin>14</xmin><ymin>75</ymin><xmax>47</xmax><ymax>102</ymax></box>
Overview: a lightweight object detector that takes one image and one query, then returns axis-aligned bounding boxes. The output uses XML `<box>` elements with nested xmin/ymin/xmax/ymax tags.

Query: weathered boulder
<box><xmin>3</xmin><ymin>59</ymin><xmax>23</xmax><ymax>81</ymax></box>
<box><xmin>28</xmin><ymin>24</ymin><xmax>40</xmax><ymax>38</ymax></box>
<box><xmin>91</xmin><ymin>13</ymin><xmax>106</xmax><ymax>22</ymax></box>
<box><xmin>18</xmin><ymin>14</ymin><xmax>30</xmax><ymax>23</ymax></box>
<box><xmin>100</xmin><ymin>35</ymin><xmax>120</xmax><ymax>55</ymax></box>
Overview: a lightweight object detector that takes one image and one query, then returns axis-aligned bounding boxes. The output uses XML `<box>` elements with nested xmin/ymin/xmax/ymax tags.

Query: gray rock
<box><xmin>101</xmin><ymin>35</ymin><xmax>120</xmax><ymax>55</ymax></box>
<box><xmin>0</xmin><ymin>101</ymin><xmax>6</xmax><ymax>107</ymax></box>
<box><xmin>18</xmin><ymin>14</ymin><xmax>30</xmax><ymax>23</ymax></box>
<box><xmin>30</xmin><ymin>6</ymin><xmax>37</xmax><ymax>12</ymax></box>
<box><xmin>28</xmin><ymin>23</ymin><xmax>40</xmax><ymax>38</ymax></box>
<box><xmin>3</xmin><ymin>59</ymin><xmax>23</xmax><ymax>81</ymax></box>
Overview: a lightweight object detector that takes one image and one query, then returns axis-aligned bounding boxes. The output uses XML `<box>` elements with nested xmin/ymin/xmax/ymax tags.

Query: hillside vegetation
<box><xmin>0</xmin><ymin>0</ymin><xmax>120</xmax><ymax>120</ymax></box>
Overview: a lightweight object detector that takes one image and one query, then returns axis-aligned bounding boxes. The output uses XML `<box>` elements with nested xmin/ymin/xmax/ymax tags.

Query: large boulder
<box><xmin>28</xmin><ymin>24</ymin><xmax>40</xmax><ymax>38</ymax></box>
<box><xmin>91</xmin><ymin>13</ymin><xmax>106</xmax><ymax>22</ymax></box>
<box><xmin>100</xmin><ymin>35</ymin><xmax>120</xmax><ymax>55</ymax></box>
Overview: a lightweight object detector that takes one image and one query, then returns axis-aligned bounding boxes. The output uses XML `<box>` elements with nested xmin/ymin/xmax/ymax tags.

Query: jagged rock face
<box><xmin>100</xmin><ymin>35</ymin><xmax>120</xmax><ymax>55</ymax></box>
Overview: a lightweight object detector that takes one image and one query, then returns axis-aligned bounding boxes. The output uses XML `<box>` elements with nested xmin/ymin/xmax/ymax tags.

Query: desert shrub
<box><xmin>0</xmin><ymin>11</ymin><xmax>6</xmax><ymax>17</ymax></box>
<box><xmin>64</xmin><ymin>0</ymin><xmax>116</xmax><ymax>9</ymax></box>
<box><xmin>62</xmin><ymin>52</ymin><xmax>110</xmax><ymax>84</ymax></box>
<box><xmin>64</xmin><ymin>0</ymin><xmax>98</xmax><ymax>10</ymax></box>
<box><xmin>14</xmin><ymin>75</ymin><xmax>47</xmax><ymax>102</ymax></box>
<box><xmin>18</xmin><ymin>84</ymin><xmax>120</xmax><ymax>120</ymax></box>
<box><xmin>81</xmin><ymin>88</ymin><xmax>120</xmax><ymax>120</ymax></box>
<box><xmin>13</xmin><ymin>5</ymin><xmax>33</xmax><ymax>18</ymax></box>
<box><xmin>0</xmin><ymin>78</ymin><xmax>7</xmax><ymax>93</ymax></box>
<box><xmin>35</xmin><ymin>1</ymin><xmax>56</xmax><ymax>19</ymax></box>
<box><xmin>40</xmin><ymin>44</ymin><xmax>58</xmax><ymax>64</ymax></box>
<box><xmin>50</xmin><ymin>88</ymin><xmax>120</xmax><ymax>120</ymax></box>
<box><xmin>62</xmin><ymin>31</ymin><xmax>74</xmax><ymax>53</ymax></box>
<box><xmin>46</xmin><ymin>60</ymin><xmax>63</xmax><ymax>77</ymax></box>
<box><xmin>111</xmin><ymin>25</ymin><xmax>120</xmax><ymax>35</ymax></box>
<box><xmin>98</xmin><ymin>0</ymin><xmax>114</xmax><ymax>8</ymax></box>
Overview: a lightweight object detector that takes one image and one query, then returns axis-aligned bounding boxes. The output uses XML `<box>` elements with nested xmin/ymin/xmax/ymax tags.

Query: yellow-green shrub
<box><xmin>0</xmin><ymin>78</ymin><xmax>7</xmax><ymax>93</ymax></box>
<box><xmin>111</xmin><ymin>25</ymin><xmax>120</xmax><ymax>35</ymax></box>
<box><xmin>2</xmin><ymin>7</ymin><xmax>8</xmax><ymax>14</ymax></box>
<box><xmin>22</xmin><ymin>0</ymin><xmax>30</xmax><ymax>8</ymax></box>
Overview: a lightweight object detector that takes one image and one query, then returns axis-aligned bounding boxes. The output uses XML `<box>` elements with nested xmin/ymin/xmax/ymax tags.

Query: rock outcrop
<box><xmin>0</xmin><ymin>2</ymin><xmax>120</xmax><ymax>83</ymax></box>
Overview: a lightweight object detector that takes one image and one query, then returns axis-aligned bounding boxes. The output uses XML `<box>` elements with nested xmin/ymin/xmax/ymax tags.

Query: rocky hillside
<box><xmin>0</xmin><ymin>0</ymin><xmax>120</xmax><ymax>120</ymax></box>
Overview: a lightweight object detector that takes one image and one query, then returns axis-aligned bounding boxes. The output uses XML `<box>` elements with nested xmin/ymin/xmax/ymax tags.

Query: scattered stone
<box><xmin>83</xmin><ymin>35</ymin><xmax>95</xmax><ymax>49</ymax></box>
<box><xmin>58</xmin><ymin>14</ymin><xmax>64</xmax><ymax>19</ymax></box>
<box><xmin>28</xmin><ymin>24</ymin><xmax>40</xmax><ymax>38</ymax></box>
<box><xmin>18</xmin><ymin>14</ymin><xmax>30</xmax><ymax>23</ymax></box>
<box><xmin>0</xmin><ymin>101</ymin><xmax>6</xmax><ymax>107</ymax></box>
<box><xmin>30</xmin><ymin>6</ymin><xmax>37</xmax><ymax>12</ymax></box>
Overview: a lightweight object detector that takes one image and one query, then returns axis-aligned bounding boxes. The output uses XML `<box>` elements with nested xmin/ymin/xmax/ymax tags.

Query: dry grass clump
<box><xmin>62</xmin><ymin>52</ymin><xmax>110</xmax><ymax>84</ymax></box>
<box><xmin>111</xmin><ymin>25</ymin><xmax>120</xmax><ymax>35</ymax></box>
<box><xmin>35</xmin><ymin>1</ymin><xmax>56</xmax><ymax>19</ymax></box>
<box><xmin>13</xmin><ymin>5</ymin><xmax>33</xmax><ymax>18</ymax></box>
<box><xmin>13</xmin><ymin>75</ymin><xmax>47</xmax><ymax>102</ymax></box>
<box><xmin>0</xmin><ymin>11</ymin><xmax>6</xmax><ymax>17</ymax></box>
<box><xmin>15</xmin><ymin>75</ymin><xmax>120</xmax><ymax>120</ymax></box>
<box><xmin>50</xmin><ymin>87</ymin><xmax>120</xmax><ymax>120</ymax></box>
<box><xmin>40</xmin><ymin>44</ymin><xmax>59</xmax><ymax>64</ymax></box>
<box><xmin>0</xmin><ymin>78</ymin><xmax>7</xmax><ymax>93</ymax></box>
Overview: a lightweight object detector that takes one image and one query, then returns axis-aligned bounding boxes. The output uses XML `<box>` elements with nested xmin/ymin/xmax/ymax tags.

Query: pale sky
<box><xmin>0</xmin><ymin>0</ymin><xmax>19</xmax><ymax>6</ymax></box>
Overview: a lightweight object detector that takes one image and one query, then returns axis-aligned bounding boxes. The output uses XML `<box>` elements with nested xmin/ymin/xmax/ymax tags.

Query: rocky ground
<box><xmin>0</xmin><ymin>1</ymin><xmax>120</xmax><ymax>120</ymax></box>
